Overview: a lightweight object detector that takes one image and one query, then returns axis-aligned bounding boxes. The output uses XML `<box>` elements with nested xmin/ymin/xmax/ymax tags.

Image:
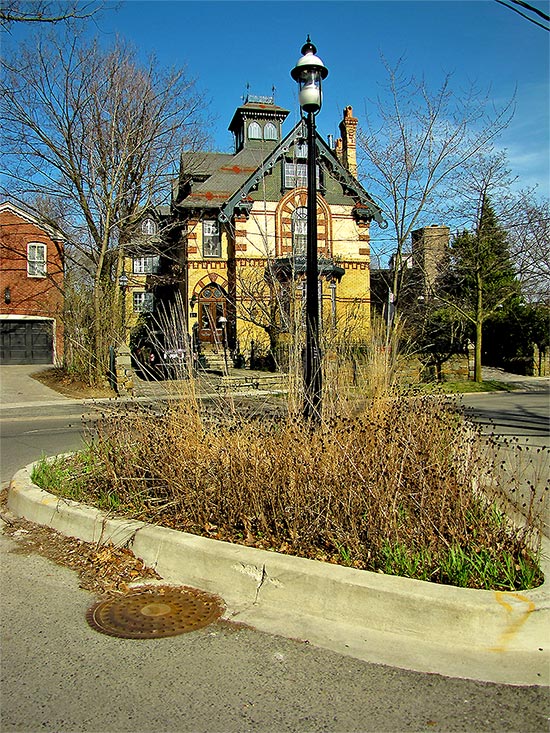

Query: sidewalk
<box><xmin>480</xmin><ymin>366</ymin><xmax>550</xmax><ymax>392</ymax></box>
<box><xmin>1</xmin><ymin>363</ymin><xmax>547</xmax><ymax>408</ymax></box>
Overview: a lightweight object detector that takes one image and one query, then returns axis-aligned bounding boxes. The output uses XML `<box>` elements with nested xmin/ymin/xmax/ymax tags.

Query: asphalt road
<box><xmin>459</xmin><ymin>389</ymin><xmax>550</xmax><ymax>537</ymax></box>
<box><xmin>2</xmin><ymin>527</ymin><xmax>548</xmax><ymax>733</ymax></box>
<box><xmin>460</xmin><ymin>388</ymin><xmax>550</xmax><ymax>446</ymax></box>
<box><xmin>0</xmin><ymin>405</ymin><xmax>92</xmax><ymax>487</ymax></box>
<box><xmin>1</xmin><ymin>393</ymin><xmax>549</xmax><ymax>732</ymax></box>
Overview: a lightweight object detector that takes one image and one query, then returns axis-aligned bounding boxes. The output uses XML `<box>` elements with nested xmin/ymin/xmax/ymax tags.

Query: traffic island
<box><xmin>7</xmin><ymin>460</ymin><xmax>550</xmax><ymax>686</ymax></box>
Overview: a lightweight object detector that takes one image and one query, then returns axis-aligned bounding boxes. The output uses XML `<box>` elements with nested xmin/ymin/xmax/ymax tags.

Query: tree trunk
<box><xmin>474</xmin><ymin>318</ymin><xmax>483</xmax><ymax>382</ymax></box>
<box><xmin>474</xmin><ymin>275</ymin><xmax>483</xmax><ymax>382</ymax></box>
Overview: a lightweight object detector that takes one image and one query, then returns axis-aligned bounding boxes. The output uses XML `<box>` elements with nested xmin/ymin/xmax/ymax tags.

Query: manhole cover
<box><xmin>86</xmin><ymin>585</ymin><xmax>224</xmax><ymax>639</ymax></box>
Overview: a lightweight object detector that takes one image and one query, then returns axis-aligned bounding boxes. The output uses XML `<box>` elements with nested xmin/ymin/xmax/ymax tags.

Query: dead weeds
<box><xmin>1</xmin><ymin>508</ymin><xmax>159</xmax><ymax>595</ymax></box>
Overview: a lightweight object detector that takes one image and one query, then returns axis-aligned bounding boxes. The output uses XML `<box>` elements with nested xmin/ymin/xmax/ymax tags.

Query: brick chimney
<box><xmin>338</xmin><ymin>105</ymin><xmax>358</xmax><ymax>178</ymax></box>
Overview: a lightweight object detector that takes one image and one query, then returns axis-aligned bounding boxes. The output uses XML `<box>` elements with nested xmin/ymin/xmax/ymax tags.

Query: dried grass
<box><xmin>36</xmin><ymin>309</ymin><xmax>544</xmax><ymax>590</ymax></box>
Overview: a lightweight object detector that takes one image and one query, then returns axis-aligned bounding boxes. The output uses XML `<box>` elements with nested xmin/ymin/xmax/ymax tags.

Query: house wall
<box><xmin>0</xmin><ymin>208</ymin><xmax>64</xmax><ymax>363</ymax></box>
<box><xmin>180</xmin><ymin>193</ymin><xmax>373</xmax><ymax>354</ymax></box>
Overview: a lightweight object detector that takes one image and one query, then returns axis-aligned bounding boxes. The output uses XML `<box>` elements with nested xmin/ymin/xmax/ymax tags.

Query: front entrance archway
<box><xmin>197</xmin><ymin>284</ymin><xmax>227</xmax><ymax>345</ymax></box>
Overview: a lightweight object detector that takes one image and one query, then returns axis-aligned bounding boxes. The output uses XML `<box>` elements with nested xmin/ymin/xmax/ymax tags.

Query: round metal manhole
<box><xmin>86</xmin><ymin>585</ymin><xmax>225</xmax><ymax>639</ymax></box>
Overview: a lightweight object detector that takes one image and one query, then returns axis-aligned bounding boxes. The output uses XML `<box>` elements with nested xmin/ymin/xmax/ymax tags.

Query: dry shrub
<box><xmin>79</xmin><ymin>388</ymin><xmax>541</xmax><ymax>589</ymax></box>
<box><xmin>49</xmin><ymin>304</ymin><xmax>541</xmax><ymax>589</ymax></box>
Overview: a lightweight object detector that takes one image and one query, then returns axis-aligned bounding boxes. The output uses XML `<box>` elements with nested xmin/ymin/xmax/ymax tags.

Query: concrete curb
<box><xmin>7</xmin><ymin>461</ymin><xmax>550</xmax><ymax>687</ymax></box>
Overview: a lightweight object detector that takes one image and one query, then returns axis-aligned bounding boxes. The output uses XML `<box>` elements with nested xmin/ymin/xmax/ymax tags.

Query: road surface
<box><xmin>1</xmin><ymin>395</ymin><xmax>549</xmax><ymax>732</ymax></box>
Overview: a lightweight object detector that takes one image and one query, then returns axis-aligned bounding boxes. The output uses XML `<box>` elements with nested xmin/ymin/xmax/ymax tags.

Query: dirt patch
<box><xmin>32</xmin><ymin>367</ymin><xmax>116</xmax><ymax>400</ymax></box>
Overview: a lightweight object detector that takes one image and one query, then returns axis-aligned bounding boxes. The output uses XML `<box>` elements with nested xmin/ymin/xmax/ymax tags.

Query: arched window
<box><xmin>248</xmin><ymin>121</ymin><xmax>262</xmax><ymax>139</ymax></box>
<box><xmin>276</xmin><ymin>190</ymin><xmax>332</xmax><ymax>258</ymax></box>
<box><xmin>264</xmin><ymin>122</ymin><xmax>278</xmax><ymax>141</ymax></box>
<box><xmin>141</xmin><ymin>218</ymin><xmax>158</xmax><ymax>235</ymax></box>
<box><xmin>292</xmin><ymin>207</ymin><xmax>308</xmax><ymax>256</ymax></box>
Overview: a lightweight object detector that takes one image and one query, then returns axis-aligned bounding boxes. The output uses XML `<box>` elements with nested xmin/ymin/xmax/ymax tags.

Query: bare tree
<box><xmin>0</xmin><ymin>0</ymin><xmax>102</xmax><ymax>28</ymax></box>
<box><xmin>1</xmin><ymin>32</ymin><xmax>208</xmax><ymax>382</ymax></box>
<box><xmin>358</xmin><ymin>58</ymin><xmax>514</xmax><ymax>309</ymax></box>
<box><xmin>234</xmin><ymin>263</ymin><xmax>290</xmax><ymax>365</ymax></box>
<box><xmin>506</xmin><ymin>195</ymin><xmax>550</xmax><ymax>304</ymax></box>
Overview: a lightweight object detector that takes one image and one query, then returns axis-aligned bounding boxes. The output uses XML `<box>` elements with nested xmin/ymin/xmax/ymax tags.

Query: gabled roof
<box><xmin>176</xmin><ymin>123</ymin><xmax>387</xmax><ymax>228</ymax></box>
<box><xmin>219</xmin><ymin>120</ymin><xmax>387</xmax><ymax>227</ymax></box>
<box><xmin>0</xmin><ymin>200</ymin><xmax>66</xmax><ymax>242</ymax></box>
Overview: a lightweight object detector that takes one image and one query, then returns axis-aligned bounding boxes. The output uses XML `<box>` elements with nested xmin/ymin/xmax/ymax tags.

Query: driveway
<box><xmin>0</xmin><ymin>366</ymin><xmax>70</xmax><ymax>406</ymax></box>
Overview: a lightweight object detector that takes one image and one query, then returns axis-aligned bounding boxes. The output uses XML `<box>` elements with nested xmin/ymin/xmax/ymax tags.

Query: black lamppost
<box><xmin>118</xmin><ymin>268</ymin><xmax>129</xmax><ymax>342</ymax></box>
<box><xmin>291</xmin><ymin>37</ymin><xmax>328</xmax><ymax>422</ymax></box>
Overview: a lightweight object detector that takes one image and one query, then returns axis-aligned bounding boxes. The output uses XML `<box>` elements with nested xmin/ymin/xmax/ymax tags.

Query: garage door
<box><xmin>0</xmin><ymin>320</ymin><xmax>53</xmax><ymax>364</ymax></box>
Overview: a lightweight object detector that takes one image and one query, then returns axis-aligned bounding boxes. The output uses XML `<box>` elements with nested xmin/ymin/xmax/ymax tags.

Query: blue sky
<box><xmin>6</xmin><ymin>0</ymin><xmax>549</xmax><ymax>198</ymax></box>
<box><xmin>86</xmin><ymin>0</ymin><xmax>550</xmax><ymax>199</ymax></box>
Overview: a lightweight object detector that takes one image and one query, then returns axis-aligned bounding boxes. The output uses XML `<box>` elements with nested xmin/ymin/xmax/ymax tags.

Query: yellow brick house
<box><xmin>124</xmin><ymin>96</ymin><xmax>385</xmax><ymax>367</ymax></box>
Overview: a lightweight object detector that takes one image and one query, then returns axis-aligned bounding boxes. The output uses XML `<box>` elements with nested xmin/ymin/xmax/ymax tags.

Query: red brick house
<box><xmin>0</xmin><ymin>201</ymin><xmax>65</xmax><ymax>364</ymax></box>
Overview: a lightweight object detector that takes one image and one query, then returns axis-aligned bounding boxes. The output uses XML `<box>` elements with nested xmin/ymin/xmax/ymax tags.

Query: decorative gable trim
<box><xmin>315</xmin><ymin>138</ymin><xmax>387</xmax><ymax>228</ymax></box>
<box><xmin>218</xmin><ymin>121</ymin><xmax>387</xmax><ymax>228</ymax></box>
<box><xmin>218</xmin><ymin>122</ymin><xmax>302</xmax><ymax>224</ymax></box>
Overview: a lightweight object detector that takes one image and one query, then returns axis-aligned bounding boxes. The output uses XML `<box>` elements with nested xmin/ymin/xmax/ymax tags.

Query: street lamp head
<box><xmin>118</xmin><ymin>269</ymin><xmax>129</xmax><ymax>290</ymax></box>
<box><xmin>290</xmin><ymin>36</ymin><xmax>328</xmax><ymax>114</ymax></box>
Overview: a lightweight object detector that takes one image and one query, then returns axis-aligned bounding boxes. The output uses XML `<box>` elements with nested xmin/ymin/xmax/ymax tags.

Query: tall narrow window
<box><xmin>203</xmin><ymin>220</ymin><xmax>221</xmax><ymax>257</ymax></box>
<box><xmin>292</xmin><ymin>208</ymin><xmax>308</xmax><ymax>256</ymax></box>
<box><xmin>248</xmin><ymin>121</ymin><xmax>262</xmax><ymax>139</ymax></box>
<box><xmin>294</xmin><ymin>141</ymin><xmax>308</xmax><ymax>159</ymax></box>
<box><xmin>27</xmin><ymin>243</ymin><xmax>47</xmax><ymax>277</ymax></box>
<box><xmin>264</xmin><ymin>122</ymin><xmax>278</xmax><ymax>141</ymax></box>
<box><xmin>141</xmin><ymin>218</ymin><xmax>158</xmax><ymax>235</ymax></box>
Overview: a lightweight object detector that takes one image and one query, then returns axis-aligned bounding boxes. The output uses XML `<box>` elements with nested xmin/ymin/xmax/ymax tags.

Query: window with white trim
<box><xmin>264</xmin><ymin>122</ymin><xmax>278</xmax><ymax>141</ymax></box>
<box><xmin>133</xmin><ymin>291</ymin><xmax>154</xmax><ymax>313</ymax></box>
<box><xmin>141</xmin><ymin>218</ymin><xmax>158</xmax><ymax>235</ymax></box>
<box><xmin>27</xmin><ymin>242</ymin><xmax>47</xmax><ymax>278</ymax></box>
<box><xmin>294</xmin><ymin>142</ymin><xmax>308</xmax><ymax>159</ymax></box>
<box><xmin>248</xmin><ymin>121</ymin><xmax>262</xmax><ymax>139</ymax></box>
<box><xmin>133</xmin><ymin>255</ymin><xmax>159</xmax><ymax>274</ymax></box>
<box><xmin>203</xmin><ymin>220</ymin><xmax>221</xmax><ymax>257</ymax></box>
<box><xmin>284</xmin><ymin>162</ymin><xmax>320</xmax><ymax>189</ymax></box>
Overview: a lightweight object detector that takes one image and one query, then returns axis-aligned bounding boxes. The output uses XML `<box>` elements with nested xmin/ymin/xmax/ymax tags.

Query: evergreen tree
<box><xmin>448</xmin><ymin>197</ymin><xmax>519</xmax><ymax>381</ymax></box>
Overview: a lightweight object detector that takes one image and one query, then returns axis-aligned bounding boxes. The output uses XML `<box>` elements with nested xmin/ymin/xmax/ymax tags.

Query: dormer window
<box><xmin>248</xmin><ymin>122</ymin><xmax>262</xmax><ymax>140</ymax></box>
<box><xmin>141</xmin><ymin>218</ymin><xmax>158</xmax><ymax>236</ymax></box>
<box><xmin>264</xmin><ymin>122</ymin><xmax>278</xmax><ymax>141</ymax></box>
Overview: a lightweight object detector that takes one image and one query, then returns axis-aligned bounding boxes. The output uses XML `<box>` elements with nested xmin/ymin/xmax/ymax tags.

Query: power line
<box><xmin>508</xmin><ymin>0</ymin><xmax>550</xmax><ymax>21</ymax></box>
<box><xmin>495</xmin><ymin>0</ymin><xmax>550</xmax><ymax>30</ymax></box>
